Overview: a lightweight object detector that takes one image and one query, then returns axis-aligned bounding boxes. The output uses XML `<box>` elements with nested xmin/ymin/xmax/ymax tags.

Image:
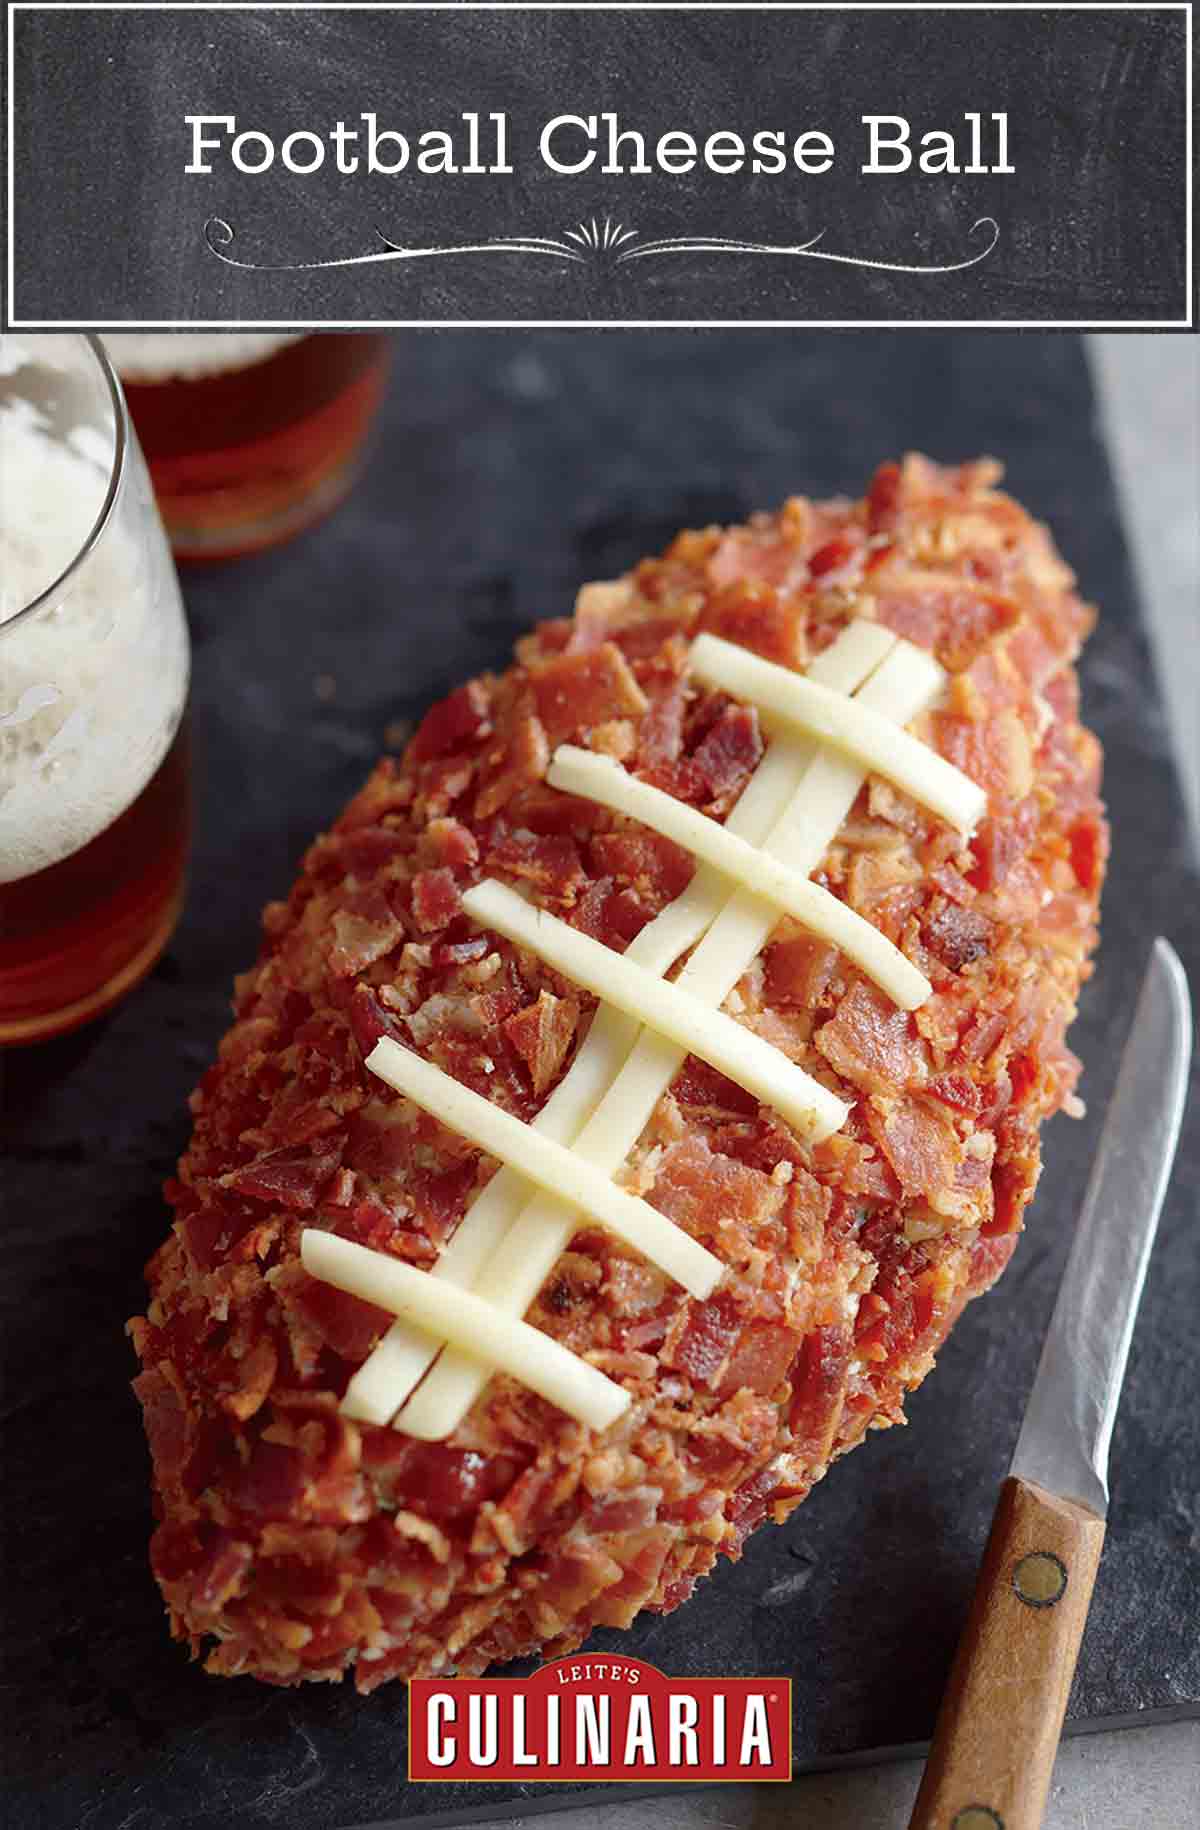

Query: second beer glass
<box><xmin>0</xmin><ymin>333</ymin><xmax>191</xmax><ymax>1044</ymax></box>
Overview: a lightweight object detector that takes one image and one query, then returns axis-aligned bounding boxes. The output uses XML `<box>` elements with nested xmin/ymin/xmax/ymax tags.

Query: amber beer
<box><xmin>0</xmin><ymin>334</ymin><xmax>191</xmax><ymax>1045</ymax></box>
<box><xmin>103</xmin><ymin>333</ymin><xmax>392</xmax><ymax>559</ymax></box>
<box><xmin>0</xmin><ymin>725</ymin><xmax>190</xmax><ymax>1043</ymax></box>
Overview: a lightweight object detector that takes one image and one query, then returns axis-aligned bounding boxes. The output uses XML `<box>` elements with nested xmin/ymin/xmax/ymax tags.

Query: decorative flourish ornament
<box><xmin>204</xmin><ymin>213</ymin><xmax>1000</xmax><ymax>279</ymax></box>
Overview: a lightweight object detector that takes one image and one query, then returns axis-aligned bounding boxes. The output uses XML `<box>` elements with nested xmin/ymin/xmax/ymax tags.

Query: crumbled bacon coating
<box><xmin>132</xmin><ymin>457</ymin><xmax>1105</xmax><ymax>1688</ymax></box>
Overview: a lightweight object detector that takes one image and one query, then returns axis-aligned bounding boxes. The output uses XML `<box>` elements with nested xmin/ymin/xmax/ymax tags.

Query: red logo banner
<box><xmin>409</xmin><ymin>1655</ymin><xmax>791</xmax><ymax>1782</ymax></box>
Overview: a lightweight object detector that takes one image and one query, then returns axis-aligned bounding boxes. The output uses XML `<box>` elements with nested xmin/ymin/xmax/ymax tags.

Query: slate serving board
<box><xmin>3</xmin><ymin>333</ymin><xmax>1197</xmax><ymax>1830</ymax></box>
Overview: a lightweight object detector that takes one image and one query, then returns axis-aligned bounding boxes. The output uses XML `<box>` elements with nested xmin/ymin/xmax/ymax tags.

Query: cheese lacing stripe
<box><xmin>302</xmin><ymin>1231</ymin><xmax>631</xmax><ymax>1432</ymax></box>
<box><xmin>390</xmin><ymin>632</ymin><xmax>949</xmax><ymax>1441</ymax></box>
<box><xmin>335</xmin><ymin>623</ymin><xmax>903</xmax><ymax>1427</ymax></box>
<box><xmin>365</xmin><ymin>1035</ymin><xmax>723</xmax><ymax>1299</ymax></box>
<box><xmin>691</xmin><ymin>634</ymin><xmax>986</xmax><ymax>835</ymax></box>
<box><xmin>307</xmin><ymin>620</ymin><xmax>972</xmax><ymax>1437</ymax></box>
<box><xmin>335</xmin><ymin>621</ymin><xmax>894</xmax><ymax>1428</ymax></box>
<box><xmin>460</xmin><ymin>879</ymin><xmax>851</xmax><ymax>1140</ymax></box>
<box><xmin>546</xmin><ymin>744</ymin><xmax>932</xmax><ymax>1011</ymax></box>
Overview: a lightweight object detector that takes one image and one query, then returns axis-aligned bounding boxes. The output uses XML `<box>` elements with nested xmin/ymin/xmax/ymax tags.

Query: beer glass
<box><xmin>101</xmin><ymin>332</ymin><xmax>392</xmax><ymax>559</ymax></box>
<box><xmin>0</xmin><ymin>333</ymin><xmax>191</xmax><ymax>1045</ymax></box>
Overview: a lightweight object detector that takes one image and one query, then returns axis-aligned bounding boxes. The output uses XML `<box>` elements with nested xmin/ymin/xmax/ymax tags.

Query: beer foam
<box><xmin>101</xmin><ymin>332</ymin><xmax>300</xmax><ymax>383</ymax></box>
<box><xmin>0</xmin><ymin>344</ymin><xmax>189</xmax><ymax>883</ymax></box>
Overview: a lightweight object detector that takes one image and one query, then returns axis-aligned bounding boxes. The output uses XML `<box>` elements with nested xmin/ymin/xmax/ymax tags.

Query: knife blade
<box><xmin>1010</xmin><ymin>935</ymin><xmax>1192</xmax><ymax>1517</ymax></box>
<box><xmin>911</xmin><ymin>938</ymin><xmax>1192</xmax><ymax>1830</ymax></box>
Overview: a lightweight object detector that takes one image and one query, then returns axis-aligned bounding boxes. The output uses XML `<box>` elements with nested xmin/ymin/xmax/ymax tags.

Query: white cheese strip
<box><xmin>342</xmin><ymin>1002</ymin><xmax>640</xmax><ymax>1422</ymax></box>
<box><xmin>365</xmin><ymin>1037</ymin><xmax>722</xmax><ymax>1300</ymax></box>
<box><xmin>691</xmin><ymin>633</ymin><xmax>986</xmax><ymax>835</ymax></box>
<box><xmin>397</xmin><ymin>633</ymin><xmax>944</xmax><ymax>1442</ymax></box>
<box><xmin>462</xmin><ymin>879</ymin><xmax>850</xmax><ymax>1141</ymax></box>
<box><xmin>348</xmin><ymin>620</ymin><xmax>899</xmax><ymax>1425</ymax></box>
<box><xmin>548</xmin><ymin>745</ymin><xmax>931</xmax><ymax>1011</ymax></box>
<box><xmin>303</xmin><ymin>1231</ymin><xmax>630</xmax><ymax>1433</ymax></box>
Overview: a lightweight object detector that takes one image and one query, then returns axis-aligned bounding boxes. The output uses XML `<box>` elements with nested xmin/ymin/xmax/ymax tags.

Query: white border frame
<box><xmin>5</xmin><ymin>2</ymin><xmax>1194</xmax><ymax>329</ymax></box>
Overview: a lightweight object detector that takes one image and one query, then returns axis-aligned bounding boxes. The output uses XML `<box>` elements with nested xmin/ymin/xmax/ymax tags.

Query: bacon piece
<box><xmin>765</xmin><ymin>935</ymin><xmax>839</xmax><ymax>1010</ymax></box>
<box><xmin>287</xmin><ymin>1271</ymin><xmax>393</xmax><ymax>1363</ymax></box>
<box><xmin>701</xmin><ymin>581</ymin><xmax>806</xmax><ymax>668</ymax></box>
<box><xmin>672</xmin><ymin>1055</ymin><xmax>760</xmax><ymax>1117</ymax></box>
<box><xmin>530</xmin><ymin>644</ymin><xmax>648</xmax><ymax>746</ymax></box>
<box><xmin>329</xmin><ymin>827</ymin><xmax>411</xmax><ymax>876</ymax></box>
<box><xmin>876</xmin><ymin>579</ymin><xmax>1018</xmax><ymax>672</ymax></box>
<box><xmin>133</xmin><ymin>1366</ymin><xmax>192</xmax><ymax>1488</ymax></box>
<box><xmin>337</xmin><ymin>760</ymin><xmax>405</xmax><ymax>831</ymax></box>
<box><xmin>224</xmin><ymin>1145</ymin><xmax>344</xmax><ymax>1213</ymax></box>
<box><xmin>929</xmin><ymin>1070</ymin><xmax>983</xmax><ymax>1116</ymax></box>
<box><xmin>571</xmin><ymin>877</ymin><xmax>652</xmax><ymax>948</ymax></box>
<box><xmin>868</xmin><ymin>1096</ymin><xmax>961</xmax><ymax>1202</ymax></box>
<box><xmin>327</xmin><ymin>890</ymin><xmax>405</xmax><ymax>978</ymax></box>
<box><xmin>967</xmin><ymin>1233</ymin><xmax>1019</xmax><ymax>1294</ymax></box>
<box><xmin>690</xmin><ymin>702</ymin><xmax>763</xmax><ymax>807</ymax></box>
<box><xmin>583</xmin><ymin>1487</ymin><xmax>662</xmax><ymax>1535</ymax></box>
<box><xmin>783</xmin><ymin>1166</ymin><xmax>833</xmax><ymax>1261</ymax></box>
<box><xmin>923</xmin><ymin>901</ymin><xmax>995</xmax><ymax>974</ymax></box>
<box><xmin>421</xmin><ymin>817</ymin><xmax>479</xmax><ymax>871</ymax></box>
<box><xmin>637</xmin><ymin>677</ymin><xmax>687</xmax><ymax>767</ymax></box>
<box><xmin>788</xmin><ymin>1326</ymin><xmax>851</xmax><ymax>1462</ymax></box>
<box><xmin>474</xmin><ymin>708</ymin><xmax>549</xmax><ymax>821</ymax></box>
<box><xmin>419</xmin><ymin>756</ymin><xmax>473</xmax><ymax>820</ymax></box>
<box><xmin>344</xmin><ymin>983</ymin><xmax>401</xmax><ymax>1058</ymax></box>
<box><xmin>489</xmin><ymin>828</ymin><xmax>586</xmax><ymax>904</ymax></box>
<box><xmin>566</xmin><ymin>582</ymin><xmax>637</xmax><ymax>650</ymax></box>
<box><xmin>257</xmin><ymin>1541</ymin><xmax>351</xmax><ymax>1617</ymax></box>
<box><xmin>816</xmin><ymin>980</ymin><xmax>928</xmax><ymax>1097</ymax></box>
<box><xmin>217</xmin><ymin>1339</ymin><xmax>279</xmax><ymax>1422</ymax></box>
<box><xmin>411</xmin><ymin>680</ymin><xmax>491</xmax><ymax>762</ymax></box>
<box><xmin>191</xmin><ymin>1531</ymin><xmax>255</xmax><ymax>1612</ymax></box>
<box><xmin>504</xmin><ymin>990</ymin><xmax>580</xmax><ymax>1096</ymax></box>
<box><xmin>612</xmin><ymin>617</ymin><xmax>685</xmax><ymax>662</ymax></box>
<box><xmin>808</xmin><ymin>532</ymin><xmax>862</xmax><ymax>581</ymax></box>
<box><xmin>231</xmin><ymin>1439</ymin><xmax>310</xmax><ymax>1521</ymax></box>
<box><xmin>966</xmin><ymin>795</ymin><xmax>1039</xmax><ymax>893</ymax></box>
<box><xmin>589</xmin><ymin>829</ymin><xmax>694</xmax><ymax>903</ymax></box>
<box><xmin>431</xmin><ymin>935</ymin><xmax>489</xmax><ymax>970</ymax></box>
<box><xmin>866</xmin><ymin>461</ymin><xmax>903</xmax><ymax>532</ymax></box>
<box><xmin>410</xmin><ymin>868</ymin><xmax>462</xmax><ymax>933</ymax></box>
<box><xmin>650</xmin><ymin>1134</ymin><xmax>780</xmax><ymax>1249</ymax></box>
<box><xmin>1068</xmin><ymin>815</ymin><xmax>1107</xmax><ymax>893</ymax></box>
<box><xmin>410</xmin><ymin>1159</ymin><xmax>480</xmax><ymax>1242</ymax></box>
<box><xmin>403</xmin><ymin>1445</ymin><xmax>516</xmax><ymax>1525</ymax></box>
<box><xmin>589</xmin><ymin>1527</ymin><xmax>675</xmax><ymax>1629</ymax></box>
<box><xmin>667</xmin><ymin>1292</ymin><xmax>742</xmax><ymax>1385</ymax></box>
<box><xmin>708</xmin><ymin>530</ymin><xmax>803</xmax><ymax>595</ymax></box>
<box><xmin>177</xmin><ymin>1197</ymin><xmax>272</xmax><ymax>1275</ymax></box>
<box><xmin>720</xmin><ymin>1324</ymin><xmax>798</xmax><ymax>1399</ymax></box>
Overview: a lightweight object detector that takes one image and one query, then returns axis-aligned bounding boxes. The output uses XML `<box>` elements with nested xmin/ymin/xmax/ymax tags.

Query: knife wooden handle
<box><xmin>908</xmin><ymin>1475</ymin><xmax>1106</xmax><ymax>1830</ymax></box>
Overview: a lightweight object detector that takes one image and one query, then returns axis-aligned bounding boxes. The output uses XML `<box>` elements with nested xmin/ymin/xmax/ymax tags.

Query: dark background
<box><xmin>3</xmin><ymin>332</ymin><xmax>1198</xmax><ymax>1829</ymax></box>
<box><xmin>7</xmin><ymin>5</ymin><xmax>1191</xmax><ymax>325</ymax></box>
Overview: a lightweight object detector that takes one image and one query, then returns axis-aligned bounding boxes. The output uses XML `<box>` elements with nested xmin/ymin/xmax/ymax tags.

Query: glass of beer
<box><xmin>0</xmin><ymin>333</ymin><xmax>191</xmax><ymax>1046</ymax></box>
<box><xmin>100</xmin><ymin>332</ymin><xmax>392</xmax><ymax>560</ymax></box>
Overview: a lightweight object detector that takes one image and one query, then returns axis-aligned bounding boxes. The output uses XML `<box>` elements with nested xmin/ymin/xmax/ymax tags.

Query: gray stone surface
<box><xmin>4</xmin><ymin>336</ymin><xmax>1194</xmax><ymax>1830</ymax></box>
<box><xmin>1091</xmin><ymin>336</ymin><xmax>1199</xmax><ymax>837</ymax></box>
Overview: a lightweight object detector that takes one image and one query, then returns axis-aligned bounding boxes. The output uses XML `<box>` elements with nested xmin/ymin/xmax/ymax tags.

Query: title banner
<box><xmin>5</xmin><ymin>3</ymin><xmax>1192</xmax><ymax>326</ymax></box>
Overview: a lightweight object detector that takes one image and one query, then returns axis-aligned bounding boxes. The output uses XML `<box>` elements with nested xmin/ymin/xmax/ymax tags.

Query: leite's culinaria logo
<box><xmin>408</xmin><ymin>1656</ymin><xmax>792</xmax><ymax>1782</ymax></box>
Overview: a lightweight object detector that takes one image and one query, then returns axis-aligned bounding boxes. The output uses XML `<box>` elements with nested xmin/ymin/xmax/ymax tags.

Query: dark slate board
<box><xmin>3</xmin><ymin>334</ymin><xmax>1197</xmax><ymax>1830</ymax></box>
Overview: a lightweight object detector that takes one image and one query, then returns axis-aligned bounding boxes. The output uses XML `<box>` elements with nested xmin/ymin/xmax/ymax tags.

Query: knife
<box><xmin>909</xmin><ymin>937</ymin><xmax>1192</xmax><ymax>1830</ymax></box>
